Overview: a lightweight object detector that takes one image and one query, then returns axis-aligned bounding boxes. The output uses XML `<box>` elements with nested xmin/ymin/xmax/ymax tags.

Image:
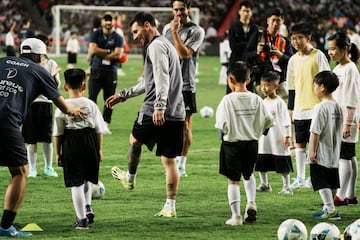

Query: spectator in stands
<box><xmin>5</xmin><ymin>21</ymin><xmax>16</xmax><ymax>56</ymax></box>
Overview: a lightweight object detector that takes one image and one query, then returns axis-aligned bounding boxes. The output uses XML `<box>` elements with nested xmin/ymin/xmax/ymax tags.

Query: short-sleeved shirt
<box><xmin>53</xmin><ymin>97</ymin><xmax>108</xmax><ymax>135</ymax></box>
<box><xmin>215</xmin><ymin>92</ymin><xmax>274</xmax><ymax>142</ymax></box>
<box><xmin>89</xmin><ymin>29</ymin><xmax>124</xmax><ymax>72</ymax></box>
<box><xmin>0</xmin><ymin>56</ymin><xmax>61</xmax><ymax>135</ymax></box>
<box><xmin>308</xmin><ymin>100</ymin><xmax>343</xmax><ymax>168</ymax></box>
<box><xmin>333</xmin><ymin>61</ymin><xmax>360</xmax><ymax>143</ymax></box>
<box><xmin>163</xmin><ymin>21</ymin><xmax>205</xmax><ymax>93</ymax></box>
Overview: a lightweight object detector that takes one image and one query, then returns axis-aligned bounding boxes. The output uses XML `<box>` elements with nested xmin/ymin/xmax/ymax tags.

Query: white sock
<box><xmin>126</xmin><ymin>170</ymin><xmax>136</xmax><ymax>182</ymax></box>
<box><xmin>164</xmin><ymin>198</ymin><xmax>176</xmax><ymax>211</ymax></box>
<box><xmin>71</xmin><ymin>184</ymin><xmax>86</xmax><ymax>219</ymax></box>
<box><xmin>27</xmin><ymin>144</ymin><xmax>37</xmax><ymax>170</ymax></box>
<box><xmin>42</xmin><ymin>143</ymin><xmax>53</xmax><ymax>169</ymax></box>
<box><xmin>228</xmin><ymin>184</ymin><xmax>240</xmax><ymax>218</ymax></box>
<box><xmin>319</xmin><ymin>188</ymin><xmax>335</xmax><ymax>211</ymax></box>
<box><xmin>347</xmin><ymin>156</ymin><xmax>358</xmax><ymax>198</ymax></box>
<box><xmin>258</xmin><ymin>172</ymin><xmax>268</xmax><ymax>186</ymax></box>
<box><xmin>295</xmin><ymin>148</ymin><xmax>306</xmax><ymax>180</ymax></box>
<box><xmin>243</xmin><ymin>174</ymin><xmax>256</xmax><ymax>203</ymax></box>
<box><xmin>84</xmin><ymin>181</ymin><xmax>92</xmax><ymax>207</ymax></box>
<box><xmin>337</xmin><ymin>159</ymin><xmax>351</xmax><ymax>199</ymax></box>
<box><xmin>281</xmin><ymin>173</ymin><xmax>290</xmax><ymax>188</ymax></box>
<box><xmin>178</xmin><ymin>156</ymin><xmax>187</xmax><ymax>168</ymax></box>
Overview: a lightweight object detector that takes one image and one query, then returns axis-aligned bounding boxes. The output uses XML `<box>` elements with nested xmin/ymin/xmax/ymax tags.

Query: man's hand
<box><xmin>105</xmin><ymin>95</ymin><xmax>122</xmax><ymax>109</ymax></box>
<box><xmin>170</xmin><ymin>16</ymin><xmax>181</xmax><ymax>32</ymax></box>
<box><xmin>68</xmin><ymin>106</ymin><xmax>88</xmax><ymax>120</ymax></box>
<box><xmin>153</xmin><ymin>109</ymin><xmax>165</xmax><ymax>126</ymax></box>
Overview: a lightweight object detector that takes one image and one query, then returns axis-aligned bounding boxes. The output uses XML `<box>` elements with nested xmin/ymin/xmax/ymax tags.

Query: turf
<box><xmin>1</xmin><ymin>53</ymin><xmax>359</xmax><ymax>239</ymax></box>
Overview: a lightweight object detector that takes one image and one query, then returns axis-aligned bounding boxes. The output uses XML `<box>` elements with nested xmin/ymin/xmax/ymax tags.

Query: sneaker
<box><xmin>346</xmin><ymin>197</ymin><xmax>358</xmax><ymax>205</ymax></box>
<box><xmin>154</xmin><ymin>209</ymin><xmax>177</xmax><ymax>218</ymax></box>
<box><xmin>111</xmin><ymin>167</ymin><xmax>135</xmax><ymax>190</ymax></box>
<box><xmin>225</xmin><ymin>216</ymin><xmax>243</xmax><ymax>226</ymax></box>
<box><xmin>73</xmin><ymin>218</ymin><xmax>89</xmax><ymax>229</ymax></box>
<box><xmin>85</xmin><ymin>205</ymin><xmax>95</xmax><ymax>224</ymax></box>
<box><xmin>44</xmin><ymin>167</ymin><xmax>58</xmax><ymax>177</ymax></box>
<box><xmin>28</xmin><ymin>168</ymin><xmax>37</xmax><ymax>178</ymax></box>
<box><xmin>178</xmin><ymin>166</ymin><xmax>188</xmax><ymax>177</ymax></box>
<box><xmin>313</xmin><ymin>209</ymin><xmax>341</xmax><ymax>220</ymax></box>
<box><xmin>244</xmin><ymin>202</ymin><xmax>257</xmax><ymax>223</ymax></box>
<box><xmin>334</xmin><ymin>195</ymin><xmax>348</xmax><ymax>206</ymax></box>
<box><xmin>278</xmin><ymin>187</ymin><xmax>293</xmax><ymax>195</ymax></box>
<box><xmin>256</xmin><ymin>184</ymin><xmax>272</xmax><ymax>192</ymax></box>
<box><xmin>0</xmin><ymin>225</ymin><xmax>32</xmax><ymax>237</ymax></box>
<box><xmin>290</xmin><ymin>177</ymin><xmax>311</xmax><ymax>189</ymax></box>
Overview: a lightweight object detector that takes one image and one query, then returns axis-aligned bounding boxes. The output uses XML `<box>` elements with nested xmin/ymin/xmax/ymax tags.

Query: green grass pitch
<box><xmin>1</xmin><ymin>53</ymin><xmax>359</xmax><ymax>239</ymax></box>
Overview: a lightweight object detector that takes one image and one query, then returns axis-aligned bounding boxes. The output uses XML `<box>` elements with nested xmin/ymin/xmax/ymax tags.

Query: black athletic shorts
<box><xmin>219</xmin><ymin>140</ymin><xmax>258</xmax><ymax>181</ymax></box>
<box><xmin>294</xmin><ymin>119</ymin><xmax>311</xmax><ymax>144</ymax></box>
<box><xmin>132</xmin><ymin>114</ymin><xmax>184</xmax><ymax>158</ymax></box>
<box><xmin>340</xmin><ymin>142</ymin><xmax>356</xmax><ymax>160</ymax></box>
<box><xmin>183</xmin><ymin>91</ymin><xmax>197</xmax><ymax>115</ymax></box>
<box><xmin>22</xmin><ymin>102</ymin><xmax>53</xmax><ymax>144</ymax></box>
<box><xmin>310</xmin><ymin>163</ymin><xmax>340</xmax><ymax>191</ymax></box>
<box><xmin>0</xmin><ymin>131</ymin><xmax>28</xmax><ymax>167</ymax></box>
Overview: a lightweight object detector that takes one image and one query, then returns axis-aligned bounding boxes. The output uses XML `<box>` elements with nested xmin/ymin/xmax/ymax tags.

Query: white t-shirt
<box><xmin>53</xmin><ymin>97</ymin><xmax>108</xmax><ymax>135</ymax></box>
<box><xmin>258</xmin><ymin>96</ymin><xmax>291</xmax><ymax>156</ymax></box>
<box><xmin>308</xmin><ymin>100</ymin><xmax>343</xmax><ymax>168</ymax></box>
<box><xmin>333</xmin><ymin>61</ymin><xmax>360</xmax><ymax>143</ymax></box>
<box><xmin>215</xmin><ymin>92</ymin><xmax>273</xmax><ymax>142</ymax></box>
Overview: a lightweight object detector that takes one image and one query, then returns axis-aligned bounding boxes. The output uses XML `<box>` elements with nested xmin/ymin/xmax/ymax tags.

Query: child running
<box><xmin>53</xmin><ymin>68</ymin><xmax>108</xmax><ymax>229</ymax></box>
<box><xmin>215</xmin><ymin>62</ymin><xmax>273</xmax><ymax>226</ymax></box>
<box><xmin>309</xmin><ymin>71</ymin><xmax>342</xmax><ymax>220</ymax></box>
<box><xmin>255</xmin><ymin>71</ymin><xmax>293</xmax><ymax>194</ymax></box>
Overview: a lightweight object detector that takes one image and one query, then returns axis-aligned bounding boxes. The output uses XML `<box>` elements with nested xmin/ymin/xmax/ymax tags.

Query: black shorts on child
<box><xmin>219</xmin><ymin>140</ymin><xmax>258</xmax><ymax>181</ymax></box>
<box><xmin>62</xmin><ymin>127</ymin><xmax>100</xmax><ymax>187</ymax></box>
<box><xmin>310</xmin><ymin>163</ymin><xmax>340</xmax><ymax>191</ymax></box>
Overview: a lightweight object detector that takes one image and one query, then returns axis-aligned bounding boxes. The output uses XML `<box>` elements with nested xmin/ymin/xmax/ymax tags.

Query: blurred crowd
<box><xmin>1</xmin><ymin>0</ymin><xmax>360</xmax><ymax>55</ymax></box>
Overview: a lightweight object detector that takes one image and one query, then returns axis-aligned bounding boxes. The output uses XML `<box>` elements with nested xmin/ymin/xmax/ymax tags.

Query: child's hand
<box><xmin>283</xmin><ymin>137</ymin><xmax>291</xmax><ymax>148</ymax></box>
<box><xmin>309</xmin><ymin>151</ymin><xmax>317</xmax><ymax>163</ymax></box>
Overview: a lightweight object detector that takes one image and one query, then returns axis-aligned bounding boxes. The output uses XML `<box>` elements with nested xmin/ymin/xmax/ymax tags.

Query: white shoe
<box><xmin>225</xmin><ymin>216</ymin><xmax>243</xmax><ymax>226</ymax></box>
<box><xmin>244</xmin><ymin>202</ymin><xmax>257</xmax><ymax>223</ymax></box>
<box><xmin>278</xmin><ymin>186</ymin><xmax>293</xmax><ymax>195</ymax></box>
<box><xmin>28</xmin><ymin>168</ymin><xmax>37</xmax><ymax>178</ymax></box>
<box><xmin>44</xmin><ymin>167</ymin><xmax>58</xmax><ymax>177</ymax></box>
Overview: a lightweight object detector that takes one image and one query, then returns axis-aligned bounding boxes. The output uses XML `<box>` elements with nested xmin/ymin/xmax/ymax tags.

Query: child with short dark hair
<box><xmin>215</xmin><ymin>62</ymin><xmax>273</xmax><ymax>226</ymax></box>
<box><xmin>287</xmin><ymin>22</ymin><xmax>331</xmax><ymax>189</ymax></box>
<box><xmin>53</xmin><ymin>68</ymin><xmax>108</xmax><ymax>229</ymax></box>
<box><xmin>309</xmin><ymin>70</ymin><xmax>342</xmax><ymax>220</ymax></box>
<box><xmin>255</xmin><ymin>71</ymin><xmax>293</xmax><ymax>194</ymax></box>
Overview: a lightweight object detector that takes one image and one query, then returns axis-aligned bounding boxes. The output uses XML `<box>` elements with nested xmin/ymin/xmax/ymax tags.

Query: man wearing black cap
<box><xmin>248</xmin><ymin>7</ymin><xmax>293</xmax><ymax>103</ymax></box>
<box><xmin>0</xmin><ymin>38</ymin><xmax>85</xmax><ymax>237</ymax></box>
<box><xmin>87</xmin><ymin>12</ymin><xmax>124</xmax><ymax>129</ymax></box>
